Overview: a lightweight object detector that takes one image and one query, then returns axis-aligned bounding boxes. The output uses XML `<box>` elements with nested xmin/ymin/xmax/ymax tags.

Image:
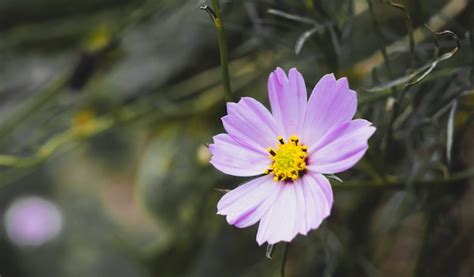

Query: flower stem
<box><xmin>280</xmin><ymin>242</ymin><xmax>290</xmax><ymax>277</ymax></box>
<box><xmin>210</xmin><ymin>0</ymin><xmax>233</xmax><ymax>102</ymax></box>
<box><xmin>331</xmin><ymin>166</ymin><xmax>474</xmax><ymax>189</ymax></box>
<box><xmin>0</xmin><ymin>76</ymin><xmax>67</xmax><ymax>144</ymax></box>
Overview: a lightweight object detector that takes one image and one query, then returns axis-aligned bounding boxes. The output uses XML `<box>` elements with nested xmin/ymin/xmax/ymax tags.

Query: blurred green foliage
<box><xmin>0</xmin><ymin>0</ymin><xmax>473</xmax><ymax>276</ymax></box>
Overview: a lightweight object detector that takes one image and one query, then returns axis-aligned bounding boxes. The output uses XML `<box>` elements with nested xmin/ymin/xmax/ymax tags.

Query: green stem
<box><xmin>0</xmin><ymin>77</ymin><xmax>67</xmax><ymax>144</ymax></box>
<box><xmin>210</xmin><ymin>0</ymin><xmax>233</xmax><ymax>102</ymax></box>
<box><xmin>280</xmin><ymin>242</ymin><xmax>290</xmax><ymax>277</ymax></box>
<box><xmin>331</xmin><ymin>167</ymin><xmax>474</xmax><ymax>189</ymax></box>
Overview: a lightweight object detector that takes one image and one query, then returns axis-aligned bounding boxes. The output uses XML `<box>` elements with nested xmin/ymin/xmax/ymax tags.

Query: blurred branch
<box><xmin>406</xmin><ymin>29</ymin><xmax>459</xmax><ymax>87</ymax></box>
<box><xmin>0</xmin><ymin>76</ymin><xmax>68</xmax><ymax>144</ymax></box>
<box><xmin>332</xmin><ymin>167</ymin><xmax>474</xmax><ymax>189</ymax></box>
<box><xmin>359</xmin><ymin>66</ymin><xmax>468</xmax><ymax>105</ymax></box>
<box><xmin>360</xmin><ymin>30</ymin><xmax>460</xmax><ymax>108</ymax></box>
<box><xmin>267</xmin><ymin>9</ymin><xmax>337</xmax><ymax>56</ymax></box>
<box><xmin>0</xmin><ymin>55</ymin><xmax>272</xmax><ymax>184</ymax></box>
<box><xmin>0</xmin><ymin>1</ymin><xmax>161</xmax><ymax>49</ymax></box>
<box><xmin>0</xmin><ymin>1</ymin><xmax>165</xmax><ymax>144</ymax></box>
<box><xmin>383</xmin><ymin>28</ymin><xmax>460</xmax><ymax>159</ymax></box>
<box><xmin>0</xmin><ymin>117</ymin><xmax>113</xmax><ymax>168</ymax></box>
<box><xmin>267</xmin><ymin>9</ymin><xmax>318</xmax><ymax>25</ymax></box>
<box><xmin>364</xmin><ymin>41</ymin><xmax>459</xmax><ymax>93</ymax></box>
<box><xmin>354</xmin><ymin>0</ymin><xmax>468</xmax><ymax>76</ymax></box>
<box><xmin>1</xmin><ymin>11</ymin><xmax>113</xmax><ymax>49</ymax></box>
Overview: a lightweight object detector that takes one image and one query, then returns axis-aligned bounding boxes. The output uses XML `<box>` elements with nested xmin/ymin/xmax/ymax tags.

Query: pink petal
<box><xmin>256</xmin><ymin>183</ymin><xmax>296</xmax><ymax>245</ymax></box>
<box><xmin>256</xmin><ymin>174</ymin><xmax>333</xmax><ymax>245</ymax></box>
<box><xmin>314</xmin><ymin>174</ymin><xmax>333</xmax><ymax>208</ymax></box>
<box><xmin>268</xmin><ymin>67</ymin><xmax>307</xmax><ymax>139</ymax></box>
<box><xmin>301</xmin><ymin>174</ymin><xmax>333</xmax><ymax>230</ymax></box>
<box><xmin>217</xmin><ymin>175</ymin><xmax>280</xmax><ymax>228</ymax></box>
<box><xmin>307</xmin><ymin>119</ymin><xmax>376</xmax><ymax>174</ymax></box>
<box><xmin>222</xmin><ymin>97</ymin><xmax>279</xmax><ymax>152</ymax></box>
<box><xmin>209</xmin><ymin>134</ymin><xmax>270</xmax><ymax>177</ymax></box>
<box><xmin>292</xmin><ymin>180</ymin><xmax>307</xmax><ymax>235</ymax></box>
<box><xmin>301</xmin><ymin>74</ymin><xmax>357</xmax><ymax>147</ymax></box>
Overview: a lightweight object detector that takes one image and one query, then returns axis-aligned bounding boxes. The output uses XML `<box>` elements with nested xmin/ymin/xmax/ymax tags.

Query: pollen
<box><xmin>265</xmin><ymin>135</ymin><xmax>308</xmax><ymax>182</ymax></box>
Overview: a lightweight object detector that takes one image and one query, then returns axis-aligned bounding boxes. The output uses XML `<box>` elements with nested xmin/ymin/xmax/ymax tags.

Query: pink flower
<box><xmin>209</xmin><ymin>67</ymin><xmax>375</xmax><ymax>245</ymax></box>
<box><xmin>4</xmin><ymin>197</ymin><xmax>63</xmax><ymax>247</ymax></box>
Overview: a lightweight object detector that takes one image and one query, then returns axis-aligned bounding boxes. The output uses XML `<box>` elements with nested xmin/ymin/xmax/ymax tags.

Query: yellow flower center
<box><xmin>265</xmin><ymin>135</ymin><xmax>308</xmax><ymax>182</ymax></box>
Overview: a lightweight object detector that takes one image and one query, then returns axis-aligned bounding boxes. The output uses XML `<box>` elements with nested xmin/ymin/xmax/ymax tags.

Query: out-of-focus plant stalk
<box><xmin>384</xmin><ymin>1</ymin><xmax>415</xmax><ymax>73</ymax></box>
<box><xmin>0</xmin><ymin>130</ymin><xmax>76</xmax><ymax>168</ymax></box>
<box><xmin>211</xmin><ymin>0</ymin><xmax>234</xmax><ymax>102</ymax></box>
<box><xmin>0</xmin><ymin>56</ymin><xmax>270</xmax><ymax>184</ymax></box>
<box><xmin>332</xmin><ymin>166</ymin><xmax>474</xmax><ymax>189</ymax></box>
<box><xmin>280</xmin><ymin>242</ymin><xmax>289</xmax><ymax>277</ymax></box>
<box><xmin>0</xmin><ymin>77</ymin><xmax>67</xmax><ymax>144</ymax></box>
<box><xmin>0</xmin><ymin>116</ymin><xmax>113</xmax><ymax>168</ymax></box>
<box><xmin>365</xmin><ymin>0</ymin><xmax>397</xmax><ymax>164</ymax></box>
<box><xmin>366</xmin><ymin>0</ymin><xmax>393</xmax><ymax>79</ymax></box>
<box><xmin>354</xmin><ymin>0</ymin><xmax>468</xmax><ymax>76</ymax></box>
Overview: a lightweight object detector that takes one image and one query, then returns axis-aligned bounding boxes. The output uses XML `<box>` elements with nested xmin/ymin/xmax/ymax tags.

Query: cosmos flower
<box><xmin>209</xmin><ymin>67</ymin><xmax>375</xmax><ymax>245</ymax></box>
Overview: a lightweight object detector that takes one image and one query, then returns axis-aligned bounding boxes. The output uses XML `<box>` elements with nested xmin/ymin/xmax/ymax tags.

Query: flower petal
<box><xmin>301</xmin><ymin>74</ymin><xmax>357</xmax><ymax>146</ymax></box>
<box><xmin>307</xmin><ymin>119</ymin><xmax>376</xmax><ymax>174</ymax></box>
<box><xmin>222</xmin><ymin>97</ymin><xmax>279</xmax><ymax>152</ymax></box>
<box><xmin>268</xmin><ymin>67</ymin><xmax>307</xmax><ymax>139</ymax></box>
<box><xmin>209</xmin><ymin>134</ymin><xmax>270</xmax><ymax>177</ymax></box>
<box><xmin>256</xmin><ymin>174</ymin><xmax>333</xmax><ymax>245</ymax></box>
<box><xmin>217</xmin><ymin>175</ymin><xmax>280</xmax><ymax>228</ymax></box>
<box><xmin>256</xmin><ymin>183</ymin><xmax>296</xmax><ymax>245</ymax></box>
<box><xmin>301</xmin><ymin>174</ymin><xmax>333</xmax><ymax>230</ymax></box>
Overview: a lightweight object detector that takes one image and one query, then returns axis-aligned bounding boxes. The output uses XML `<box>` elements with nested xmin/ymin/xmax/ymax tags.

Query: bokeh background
<box><xmin>1</xmin><ymin>0</ymin><xmax>473</xmax><ymax>276</ymax></box>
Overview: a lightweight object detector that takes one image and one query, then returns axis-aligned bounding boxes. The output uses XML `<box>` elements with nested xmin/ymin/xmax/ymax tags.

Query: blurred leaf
<box><xmin>267</xmin><ymin>9</ymin><xmax>317</xmax><ymax>25</ymax></box>
<box><xmin>295</xmin><ymin>26</ymin><xmax>322</xmax><ymax>55</ymax></box>
<box><xmin>366</xmin><ymin>29</ymin><xmax>460</xmax><ymax>92</ymax></box>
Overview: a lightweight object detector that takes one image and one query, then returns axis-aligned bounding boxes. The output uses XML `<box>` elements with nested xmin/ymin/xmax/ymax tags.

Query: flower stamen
<box><xmin>265</xmin><ymin>135</ymin><xmax>308</xmax><ymax>182</ymax></box>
